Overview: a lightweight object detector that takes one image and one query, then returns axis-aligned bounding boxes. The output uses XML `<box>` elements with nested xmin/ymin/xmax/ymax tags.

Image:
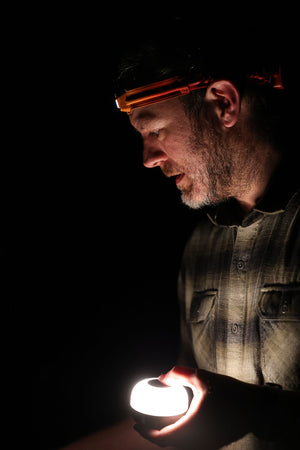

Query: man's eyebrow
<box><xmin>132</xmin><ymin>111</ymin><xmax>158</xmax><ymax>130</ymax></box>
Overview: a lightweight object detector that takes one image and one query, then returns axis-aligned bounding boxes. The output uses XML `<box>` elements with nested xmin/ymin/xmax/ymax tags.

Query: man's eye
<box><xmin>149</xmin><ymin>130</ymin><xmax>160</xmax><ymax>138</ymax></box>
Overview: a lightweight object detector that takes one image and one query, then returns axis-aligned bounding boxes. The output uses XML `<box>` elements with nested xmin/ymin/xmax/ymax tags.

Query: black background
<box><xmin>21</xmin><ymin>8</ymin><xmax>296</xmax><ymax>450</ymax></box>
<box><xmin>27</xmin><ymin>10</ymin><xmax>200</xmax><ymax>450</ymax></box>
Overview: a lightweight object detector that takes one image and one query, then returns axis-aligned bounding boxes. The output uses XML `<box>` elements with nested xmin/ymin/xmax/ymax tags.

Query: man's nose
<box><xmin>143</xmin><ymin>141</ymin><xmax>168</xmax><ymax>168</ymax></box>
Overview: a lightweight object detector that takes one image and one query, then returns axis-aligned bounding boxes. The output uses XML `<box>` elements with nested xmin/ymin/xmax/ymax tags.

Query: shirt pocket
<box><xmin>258</xmin><ymin>285</ymin><xmax>300</xmax><ymax>389</ymax></box>
<box><xmin>188</xmin><ymin>290</ymin><xmax>217</xmax><ymax>370</ymax></box>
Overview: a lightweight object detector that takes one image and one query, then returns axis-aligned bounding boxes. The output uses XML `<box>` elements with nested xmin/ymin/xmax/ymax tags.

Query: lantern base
<box><xmin>131</xmin><ymin>408</ymin><xmax>185</xmax><ymax>430</ymax></box>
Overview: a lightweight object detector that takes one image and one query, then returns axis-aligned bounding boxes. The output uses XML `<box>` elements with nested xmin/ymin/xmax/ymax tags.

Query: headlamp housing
<box><xmin>115</xmin><ymin>70</ymin><xmax>284</xmax><ymax>114</ymax></box>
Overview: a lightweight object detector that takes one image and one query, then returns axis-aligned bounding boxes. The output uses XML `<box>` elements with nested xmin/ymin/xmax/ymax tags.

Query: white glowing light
<box><xmin>130</xmin><ymin>378</ymin><xmax>189</xmax><ymax>417</ymax></box>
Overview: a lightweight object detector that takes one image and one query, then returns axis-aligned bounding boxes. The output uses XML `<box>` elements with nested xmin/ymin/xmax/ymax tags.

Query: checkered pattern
<box><xmin>179</xmin><ymin>190</ymin><xmax>300</xmax><ymax>385</ymax></box>
<box><xmin>178</xmin><ymin>188</ymin><xmax>300</xmax><ymax>449</ymax></box>
<box><xmin>177</xmin><ymin>190</ymin><xmax>300</xmax><ymax>448</ymax></box>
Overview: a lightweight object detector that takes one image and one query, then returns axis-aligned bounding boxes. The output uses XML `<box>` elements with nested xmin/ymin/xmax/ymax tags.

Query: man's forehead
<box><xmin>129</xmin><ymin>98</ymin><xmax>183</xmax><ymax>130</ymax></box>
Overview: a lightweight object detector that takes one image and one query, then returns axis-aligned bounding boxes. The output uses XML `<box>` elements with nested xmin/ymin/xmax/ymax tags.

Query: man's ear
<box><xmin>205</xmin><ymin>80</ymin><xmax>240</xmax><ymax>128</ymax></box>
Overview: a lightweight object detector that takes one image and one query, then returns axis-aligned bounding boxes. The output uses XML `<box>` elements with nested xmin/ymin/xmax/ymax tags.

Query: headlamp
<box><xmin>115</xmin><ymin>75</ymin><xmax>213</xmax><ymax>114</ymax></box>
<box><xmin>115</xmin><ymin>70</ymin><xmax>284</xmax><ymax>115</ymax></box>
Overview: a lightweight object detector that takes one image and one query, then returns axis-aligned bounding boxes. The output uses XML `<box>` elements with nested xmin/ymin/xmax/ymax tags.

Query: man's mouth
<box><xmin>161</xmin><ymin>167</ymin><xmax>185</xmax><ymax>185</ymax></box>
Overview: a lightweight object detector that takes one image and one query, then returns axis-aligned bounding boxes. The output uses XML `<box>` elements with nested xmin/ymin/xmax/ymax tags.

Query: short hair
<box><xmin>115</xmin><ymin>16</ymin><xmax>295</xmax><ymax>153</ymax></box>
<box><xmin>115</xmin><ymin>16</ymin><xmax>289</xmax><ymax>92</ymax></box>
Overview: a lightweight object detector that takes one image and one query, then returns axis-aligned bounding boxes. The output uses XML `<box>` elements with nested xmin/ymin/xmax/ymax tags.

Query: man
<box><xmin>63</xmin><ymin>21</ymin><xmax>299</xmax><ymax>450</ymax></box>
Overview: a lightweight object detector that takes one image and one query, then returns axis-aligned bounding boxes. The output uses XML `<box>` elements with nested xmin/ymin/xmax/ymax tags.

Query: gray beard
<box><xmin>184</xmin><ymin>105</ymin><xmax>261</xmax><ymax>210</ymax></box>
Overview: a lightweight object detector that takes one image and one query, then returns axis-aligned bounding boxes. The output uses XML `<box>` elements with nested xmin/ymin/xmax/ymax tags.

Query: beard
<box><xmin>176</xmin><ymin>110</ymin><xmax>233</xmax><ymax>209</ymax></box>
<box><xmin>178</xmin><ymin>101</ymin><xmax>260</xmax><ymax>210</ymax></box>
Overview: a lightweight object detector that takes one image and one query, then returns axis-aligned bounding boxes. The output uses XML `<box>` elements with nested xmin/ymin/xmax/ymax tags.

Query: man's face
<box><xmin>129</xmin><ymin>97</ymin><xmax>234</xmax><ymax>209</ymax></box>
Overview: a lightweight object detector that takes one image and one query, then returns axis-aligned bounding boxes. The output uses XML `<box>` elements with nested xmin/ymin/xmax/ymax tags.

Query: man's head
<box><xmin>128</xmin><ymin>78</ymin><xmax>281</xmax><ymax>210</ymax></box>
<box><xmin>115</xmin><ymin>19</ymin><xmax>291</xmax><ymax>210</ymax></box>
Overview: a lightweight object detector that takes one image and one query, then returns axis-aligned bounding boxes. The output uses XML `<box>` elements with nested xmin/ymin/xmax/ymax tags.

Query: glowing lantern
<box><xmin>130</xmin><ymin>377</ymin><xmax>190</xmax><ymax>429</ymax></box>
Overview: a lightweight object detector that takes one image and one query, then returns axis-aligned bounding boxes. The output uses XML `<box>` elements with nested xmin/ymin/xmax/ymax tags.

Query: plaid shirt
<box><xmin>178</xmin><ymin>175</ymin><xmax>300</xmax><ymax>449</ymax></box>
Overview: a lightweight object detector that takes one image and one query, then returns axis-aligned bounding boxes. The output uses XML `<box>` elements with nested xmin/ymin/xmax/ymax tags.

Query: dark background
<box><xmin>28</xmin><ymin>10</ymin><xmax>200</xmax><ymax>450</ymax></box>
<box><xmin>24</xmin><ymin>8</ymin><xmax>295</xmax><ymax>450</ymax></box>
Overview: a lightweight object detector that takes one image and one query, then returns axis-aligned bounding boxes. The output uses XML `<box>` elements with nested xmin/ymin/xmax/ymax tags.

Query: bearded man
<box><xmin>62</xmin><ymin>19</ymin><xmax>299</xmax><ymax>450</ymax></box>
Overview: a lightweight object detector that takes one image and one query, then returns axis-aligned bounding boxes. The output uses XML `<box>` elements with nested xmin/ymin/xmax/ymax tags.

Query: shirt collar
<box><xmin>207</xmin><ymin>161</ymin><xmax>299</xmax><ymax>227</ymax></box>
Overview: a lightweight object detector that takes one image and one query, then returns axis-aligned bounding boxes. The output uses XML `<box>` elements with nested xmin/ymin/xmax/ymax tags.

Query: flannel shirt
<box><xmin>178</xmin><ymin>170</ymin><xmax>300</xmax><ymax>449</ymax></box>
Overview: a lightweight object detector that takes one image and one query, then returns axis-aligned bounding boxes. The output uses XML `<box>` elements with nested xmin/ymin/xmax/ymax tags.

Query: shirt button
<box><xmin>281</xmin><ymin>300</ymin><xmax>288</xmax><ymax>315</ymax></box>
<box><xmin>231</xmin><ymin>323</ymin><xmax>239</xmax><ymax>334</ymax></box>
<box><xmin>237</xmin><ymin>260</ymin><xmax>245</xmax><ymax>270</ymax></box>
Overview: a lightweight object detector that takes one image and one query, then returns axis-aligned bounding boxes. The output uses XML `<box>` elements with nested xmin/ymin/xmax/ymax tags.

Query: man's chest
<box><xmin>183</xmin><ymin>204</ymin><xmax>300</xmax><ymax>388</ymax></box>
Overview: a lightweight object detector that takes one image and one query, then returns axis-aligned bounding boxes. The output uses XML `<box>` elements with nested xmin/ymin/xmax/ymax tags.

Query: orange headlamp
<box><xmin>115</xmin><ymin>70</ymin><xmax>284</xmax><ymax>115</ymax></box>
<box><xmin>115</xmin><ymin>75</ymin><xmax>213</xmax><ymax>114</ymax></box>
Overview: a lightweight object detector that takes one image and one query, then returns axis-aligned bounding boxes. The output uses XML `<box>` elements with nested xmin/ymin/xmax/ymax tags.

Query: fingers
<box><xmin>133</xmin><ymin>366</ymin><xmax>213</xmax><ymax>448</ymax></box>
<box><xmin>159</xmin><ymin>365</ymin><xmax>208</xmax><ymax>394</ymax></box>
<box><xmin>134</xmin><ymin>423</ymin><xmax>169</xmax><ymax>447</ymax></box>
<box><xmin>159</xmin><ymin>366</ymin><xmax>196</xmax><ymax>384</ymax></box>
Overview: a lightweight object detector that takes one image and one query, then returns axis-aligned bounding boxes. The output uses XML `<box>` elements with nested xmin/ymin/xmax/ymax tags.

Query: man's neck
<box><xmin>235</xmin><ymin>147</ymin><xmax>281</xmax><ymax>214</ymax></box>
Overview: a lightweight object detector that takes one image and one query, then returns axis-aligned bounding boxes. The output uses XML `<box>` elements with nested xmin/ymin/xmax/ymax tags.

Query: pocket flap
<box><xmin>259</xmin><ymin>286</ymin><xmax>300</xmax><ymax>320</ymax></box>
<box><xmin>189</xmin><ymin>290</ymin><xmax>217</xmax><ymax>323</ymax></box>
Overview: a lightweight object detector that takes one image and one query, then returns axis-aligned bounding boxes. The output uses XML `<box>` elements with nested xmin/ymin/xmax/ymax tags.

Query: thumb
<box><xmin>159</xmin><ymin>366</ymin><xmax>201</xmax><ymax>389</ymax></box>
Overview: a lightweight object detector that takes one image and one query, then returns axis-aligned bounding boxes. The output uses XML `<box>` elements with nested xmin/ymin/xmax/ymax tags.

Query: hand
<box><xmin>134</xmin><ymin>366</ymin><xmax>259</xmax><ymax>449</ymax></box>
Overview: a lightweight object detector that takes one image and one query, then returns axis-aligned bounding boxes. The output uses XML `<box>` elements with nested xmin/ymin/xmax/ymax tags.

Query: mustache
<box><xmin>161</xmin><ymin>162</ymin><xmax>182</xmax><ymax>178</ymax></box>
